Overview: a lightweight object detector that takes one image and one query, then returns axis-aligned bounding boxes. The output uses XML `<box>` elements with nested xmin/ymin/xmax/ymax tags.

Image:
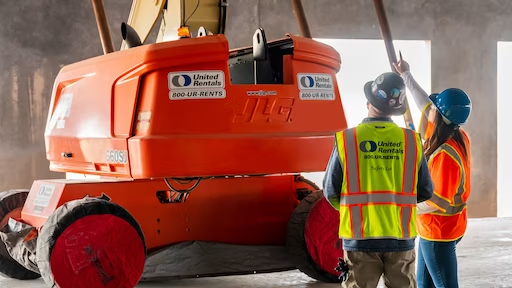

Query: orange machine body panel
<box><xmin>44</xmin><ymin>34</ymin><xmax>347</xmax><ymax>179</ymax></box>
<box><xmin>22</xmin><ymin>175</ymin><xmax>305</xmax><ymax>251</ymax></box>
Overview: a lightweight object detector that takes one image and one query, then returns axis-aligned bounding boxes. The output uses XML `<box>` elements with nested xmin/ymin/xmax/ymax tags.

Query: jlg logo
<box><xmin>233</xmin><ymin>98</ymin><xmax>294</xmax><ymax>123</ymax></box>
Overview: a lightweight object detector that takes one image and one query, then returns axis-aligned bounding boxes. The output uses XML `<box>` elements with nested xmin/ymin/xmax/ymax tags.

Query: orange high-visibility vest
<box><xmin>417</xmin><ymin>130</ymin><xmax>471</xmax><ymax>241</ymax></box>
<box><xmin>335</xmin><ymin>123</ymin><xmax>423</xmax><ymax>240</ymax></box>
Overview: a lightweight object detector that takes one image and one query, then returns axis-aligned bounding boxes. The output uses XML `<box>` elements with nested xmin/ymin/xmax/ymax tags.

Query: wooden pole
<box><xmin>291</xmin><ymin>0</ymin><xmax>312</xmax><ymax>38</ymax></box>
<box><xmin>91</xmin><ymin>0</ymin><xmax>115</xmax><ymax>54</ymax></box>
<box><xmin>373</xmin><ymin>0</ymin><xmax>415</xmax><ymax>130</ymax></box>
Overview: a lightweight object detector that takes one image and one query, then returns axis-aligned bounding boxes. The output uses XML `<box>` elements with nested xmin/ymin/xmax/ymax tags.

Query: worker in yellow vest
<box><xmin>323</xmin><ymin>72</ymin><xmax>434</xmax><ymax>288</ymax></box>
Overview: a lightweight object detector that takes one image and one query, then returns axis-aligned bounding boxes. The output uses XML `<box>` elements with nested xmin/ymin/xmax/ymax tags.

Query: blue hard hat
<box><xmin>428</xmin><ymin>88</ymin><xmax>472</xmax><ymax>125</ymax></box>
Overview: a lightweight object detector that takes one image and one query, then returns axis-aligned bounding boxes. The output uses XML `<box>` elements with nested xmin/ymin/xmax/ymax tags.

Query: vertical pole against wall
<box><xmin>373</xmin><ymin>0</ymin><xmax>416</xmax><ymax>131</ymax></box>
<box><xmin>291</xmin><ymin>0</ymin><xmax>312</xmax><ymax>38</ymax></box>
<box><xmin>91</xmin><ymin>0</ymin><xmax>115</xmax><ymax>54</ymax></box>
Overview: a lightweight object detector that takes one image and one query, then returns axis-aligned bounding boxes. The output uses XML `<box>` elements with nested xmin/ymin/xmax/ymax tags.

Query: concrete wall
<box><xmin>0</xmin><ymin>0</ymin><xmax>502</xmax><ymax>217</ymax></box>
<box><xmin>0</xmin><ymin>0</ymin><xmax>130</xmax><ymax>190</ymax></box>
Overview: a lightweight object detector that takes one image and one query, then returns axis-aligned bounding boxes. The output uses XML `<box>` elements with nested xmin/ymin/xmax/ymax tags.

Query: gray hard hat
<box><xmin>364</xmin><ymin>72</ymin><xmax>407</xmax><ymax>116</ymax></box>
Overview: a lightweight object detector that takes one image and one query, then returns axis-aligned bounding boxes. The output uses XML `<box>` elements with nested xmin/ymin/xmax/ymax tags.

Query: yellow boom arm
<box><xmin>121</xmin><ymin>0</ymin><xmax>227</xmax><ymax>50</ymax></box>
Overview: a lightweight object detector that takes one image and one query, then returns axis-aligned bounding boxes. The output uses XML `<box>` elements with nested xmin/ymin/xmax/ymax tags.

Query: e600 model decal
<box><xmin>106</xmin><ymin>149</ymin><xmax>128</xmax><ymax>164</ymax></box>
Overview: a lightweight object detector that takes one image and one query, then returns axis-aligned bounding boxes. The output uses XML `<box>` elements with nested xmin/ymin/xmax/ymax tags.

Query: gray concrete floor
<box><xmin>1</xmin><ymin>217</ymin><xmax>512</xmax><ymax>288</ymax></box>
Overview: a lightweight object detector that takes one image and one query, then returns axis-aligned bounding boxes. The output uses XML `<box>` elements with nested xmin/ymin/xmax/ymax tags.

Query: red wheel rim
<box><xmin>50</xmin><ymin>214</ymin><xmax>145</xmax><ymax>288</ymax></box>
<box><xmin>304</xmin><ymin>196</ymin><xmax>343</xmax><ymax>277</ymax></box>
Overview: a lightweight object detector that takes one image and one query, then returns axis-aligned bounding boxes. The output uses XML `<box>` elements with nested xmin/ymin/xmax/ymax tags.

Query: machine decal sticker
<box><xmin>135</xmin><ymin>111</ymin><xmax>152</xmax><ymax>132</ymax></box>
<box><xmin>105</xmin><ymin>149</ymin><xmax>128</xmax><ymax>164</ymax></box>
<box><xmin>137</xmin><ymin>111</ymin><xmax>152</xmax><ymax>121</ymax></box>
<box><xmin>136</xmin><ymin>121</ymin><xmax>150</xmax><ymax>132</ymax></box>
<box><xmin>169</xmin><ymin>89</ymin><xmax>225</xmax><ymax>100</ymax></box>
<box><xmin>48</xmin><ymin>92</ymin><xmax>73</xmax><ymax>130</ymax></box>
<box><xmin>33</xmin><ymin>184</ymin><xmax>56</xmax><ymax>208</ymax></box>
<box><xmin>246</xmin><ymin>90</ymin><xmax>277</xmax><ymax>96</ymax></box>
<box><xmin>297</xmin><ymin>73</ymin><xmax>335</xmax><ymax>100</ymax></box>
<box><xmin>168</xmin><ymin>70</ymin><xmax>226</xmax><ymax>100</ymax></box>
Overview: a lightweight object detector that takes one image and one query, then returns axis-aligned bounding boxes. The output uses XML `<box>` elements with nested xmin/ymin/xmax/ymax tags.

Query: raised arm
<box><xmin>393</xmin><ymin>55</ymin><xmax>432</xmax><ymax>112</ymax></box>
<box><xmin>394</xmin><ymin>54</ymin><xmax>433</xmax><ymax>140</ymax></box>
<box><xmin>401</xmin><ymin>71</ymin><xmax>431</xmax><ymax>112</ymax></box>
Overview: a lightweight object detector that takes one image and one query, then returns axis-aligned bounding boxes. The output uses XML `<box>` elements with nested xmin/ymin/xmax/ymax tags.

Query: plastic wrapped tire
<box><xmin>286</xmin><ymin>190</ymin><xmax>342</xmax><ymax>283</ymax></box>
<box><xmin>36</xmin><ymin>198</ymin><xmax>146</xmax><ymax>288</ymax></box>
<box><xmin>0</xmin><ymin>189</ymin><xmax>41</xmax><ymax>280</ymax></box>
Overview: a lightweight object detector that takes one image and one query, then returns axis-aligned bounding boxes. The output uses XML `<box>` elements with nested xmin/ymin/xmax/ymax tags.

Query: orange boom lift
<box><xmin>0</xmin><ymin>0</ymin><xmax>352</xmax><ymax>287</ymax></box>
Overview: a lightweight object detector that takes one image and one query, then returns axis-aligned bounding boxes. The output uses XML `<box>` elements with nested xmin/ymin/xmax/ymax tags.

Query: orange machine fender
<box><xmin>44</xmin><ymin>33</ymin><xmax>346</xmax><ymax>180</ymax></box>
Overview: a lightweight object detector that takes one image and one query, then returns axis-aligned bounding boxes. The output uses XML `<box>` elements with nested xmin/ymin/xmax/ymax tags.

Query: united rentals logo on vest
<box><xmin>359</xmin><ymin>140</ymin><xmax>404</xmax><ymax>161</ymax></box>
<box><xmin>335</xmin><ymin>124</ymin><xmax>423</xmax><ymax>241</ymax></box>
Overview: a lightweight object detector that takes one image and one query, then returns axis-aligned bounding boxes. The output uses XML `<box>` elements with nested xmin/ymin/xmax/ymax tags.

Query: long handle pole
<box><xmin>291</xmin><ymin>0</ymin><xmax>312</xmax><ymax>38</ymax></box>
<box><xmin>91</xmin><ymin>0</ymin><xmax>115</xmax><ymax>54</ymax></box>
<box><xmin>373</xmin><ymin>0</ymin><xmax>415</xmax><ymax>130</ymax></box>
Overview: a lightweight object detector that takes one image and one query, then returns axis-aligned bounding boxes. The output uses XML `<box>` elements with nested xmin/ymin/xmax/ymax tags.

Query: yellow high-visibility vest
<box><xmin>335</xmin><ymin>122</ymin><xmax>423</xmax><ymax>240</ymax></box>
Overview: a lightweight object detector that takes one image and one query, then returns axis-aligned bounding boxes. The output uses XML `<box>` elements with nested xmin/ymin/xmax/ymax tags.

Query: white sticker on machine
<box><xmin>49</xmin><ymin>92</ymin><xmax>74</xmax><ymax>129</ymax></box>
<box><xmin>297</xmin><ymin>73</ymin><xmax>335</xmax><ymax>101</ymax></box>
<box><xmin>33</xmin><ymin>184</ymin><xmax>56</xmax><ymax>208</ymax></box>
<box><xmin>168</xmin><ymin>70</ymin><xmax>226</xmax><ymax>100</ymax></box>
<box><xmin>170</xmin><ymin>89</ymin><xmax>226</xmax><ymax>100</ymax></box>
<box><xmin>299</xmin><ymin>91</ymin><xmax>335</xmax><ymax>100</ymax></box>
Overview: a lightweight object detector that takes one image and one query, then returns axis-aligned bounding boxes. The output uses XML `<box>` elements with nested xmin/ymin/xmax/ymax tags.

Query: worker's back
<box><xmin>355</xmin><ymin>121</ymin><xmax>420</xmax><ymax>196</ymax></box>
<box><xmin>336</xmin><ymin>120</ymin><xmax>423</xmax><ymax>240</ymax></box>
<box><xmin>323</xmin><ymin>71</ymin><xmax>435</xmax><ymax>287</ymax></box>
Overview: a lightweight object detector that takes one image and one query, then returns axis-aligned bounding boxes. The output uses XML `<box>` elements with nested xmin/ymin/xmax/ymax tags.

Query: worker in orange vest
<box><xmin>323</xmin><ymin>72</ymin><xmax>434</xmax><ymax>287</ymax></box>
<box><xmin>394</xmin><ymin>55</ymin><xmax>471</xmax><ymax>288</ymax></box>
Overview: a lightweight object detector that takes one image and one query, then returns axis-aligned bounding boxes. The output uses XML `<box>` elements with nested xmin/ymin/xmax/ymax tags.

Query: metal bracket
<box><xmin>197</xmin><ymin>26</ymin><xmax>208</xmax><ymax>37</ymax></box>
<box><xmin>252</xmin><ymin>28</ymin><xmax>274</xmax><ymax>84</ymax></box>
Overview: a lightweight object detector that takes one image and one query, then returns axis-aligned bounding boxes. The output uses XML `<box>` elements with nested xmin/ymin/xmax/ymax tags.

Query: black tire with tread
<box><xmin>286</xmin><ymin>190</ymin><xmax>340</xmax><ymax>283</ymax></box>
<box><xmin>0</xmin><ymin>189</ymin><xmax>41</xmax><ymax>280</ymax></box>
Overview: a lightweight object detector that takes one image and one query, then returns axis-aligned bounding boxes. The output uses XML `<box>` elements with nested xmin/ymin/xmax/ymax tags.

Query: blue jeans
<box><xmin>417</xmin><ymin>237</ymin><xmax>462</xmax><ymax>288</ymax></box>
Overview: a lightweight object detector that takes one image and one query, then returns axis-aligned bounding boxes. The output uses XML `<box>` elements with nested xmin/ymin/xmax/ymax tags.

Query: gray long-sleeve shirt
<box><xmin>401</xmin><ymin>71</ymin><xmax>434</xmax><ymax>140</ymax></box>
<box><xmin>323</xmin><ymin>117</ymin><xmax>434</xmax><ymax>252</ymax></box>
<box><xmin>401</xmin><ymin>71</ymin><xmax>443</xmax><ymax>214</ymax></box>
<box><xmin>401</xmin><ymin>71</ymin><xmax>431</xmax><ymax>112</ymax></box>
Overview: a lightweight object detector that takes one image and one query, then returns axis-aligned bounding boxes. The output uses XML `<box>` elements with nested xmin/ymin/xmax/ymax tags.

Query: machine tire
<box><xmin>286</xmin><ymin>190</ymin><xmax>342</xmax><ymax>283</ymax></box>
<box><xmin>36</xmin><ymin>198</ymin><xmax>146</xmax><ymax>288</ymax></box>
<box><xmin>0</xmin><ymin>189</ymin><xmax>41</xmax><ymax>280</ymax></box>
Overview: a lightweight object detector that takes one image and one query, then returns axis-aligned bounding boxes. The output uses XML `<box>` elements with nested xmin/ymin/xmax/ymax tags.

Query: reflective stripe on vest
<box><xmin>428</xmin><ymin>143</ymin><xmax>467</xmax><ymax>215</ymax></box>
<box><xmin>337</xmin><ymin>126</ymin><xmax>420</xmax><ymax>240</ymax></box>
<box><xmin>418</xmin><ymin>103</ymin><xmax>433</xmax><ymax>140</ymax></box>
